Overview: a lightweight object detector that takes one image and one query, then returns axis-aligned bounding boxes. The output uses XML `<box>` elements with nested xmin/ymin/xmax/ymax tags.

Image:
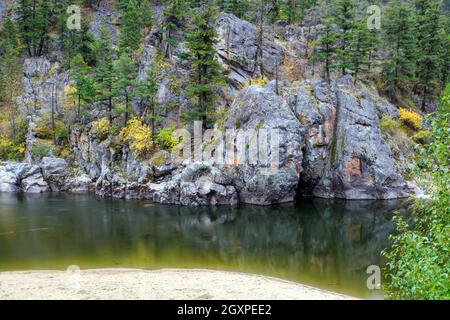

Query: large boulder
<box><xmin>0</xmin><ymin>163</ymin><xmax>21</xmax><ymax>193</ymax></box>
<box><xmin>20</xmin><ymin>164</ymin><xmax>50</xmax><ymax>193</ymax></box>
<box><xmin>225</xmin><ymin>82</ymin><xmax>306</xmax><ymax>205</ymax></box>
<box><xmin>40</xmin><ymin>157</ymin><xmax>69</xmax><ymax>191</ymax></box>
<box><xmin>179</xmin><ymin>163</ymin><xmax>238</xmax><ymax>206</ymax></box>
<box><xmin>0</xmin><ymin>162</ymin><xmax>49</xmax><ymax>193</ymax></box>
<box><xmin>67</xmin><ymin>174</ymin><xmax>93</xmax><ymax>193</ymax></box>
<box><xmin>312</xmin><ymin>76</ymin><xmax>414</xmax><ymax>199</ymax></box>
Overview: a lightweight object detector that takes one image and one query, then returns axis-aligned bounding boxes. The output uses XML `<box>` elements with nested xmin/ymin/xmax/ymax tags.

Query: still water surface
<box><xmin>0</xmin><ymin>193</ymin><xmax>412</xmax><ymax>298</ymax></box>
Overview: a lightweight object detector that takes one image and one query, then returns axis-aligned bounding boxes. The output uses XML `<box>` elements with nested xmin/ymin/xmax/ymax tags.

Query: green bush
<box><xmin>382</xmin><ymin>86</ymin><xmax>450</xmax><ymax>300</ymax></box>
<box><xmin>31</xmin><ymin>144</ymin><xmax>51</xmax><ymax>159</ymax></box>
<box><xmin>156</xmin><ymin>127</ymin><xmax>180</xmax><ymax>152</ymax></box>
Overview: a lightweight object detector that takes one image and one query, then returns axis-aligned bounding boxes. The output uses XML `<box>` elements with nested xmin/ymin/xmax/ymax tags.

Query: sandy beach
<box><xmin>0</xmin><ymin>268</ymin><xmax>356</xmax><ymax>300</ymax></box>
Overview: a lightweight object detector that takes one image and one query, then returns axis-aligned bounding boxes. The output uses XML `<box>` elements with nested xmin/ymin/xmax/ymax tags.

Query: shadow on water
<box><xmin>0</xmin><ymin>193</ymin><xmax>413</xmax><ymax>298</ymax></box>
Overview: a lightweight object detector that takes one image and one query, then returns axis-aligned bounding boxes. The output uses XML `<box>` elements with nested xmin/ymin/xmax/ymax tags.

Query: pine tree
<box><xmin>95</xmin><ymin>19</ymin><xmax>116</xmax><ymax>124</ymax></box>
<box><xmin>182</xmin><ymin>4</ymin><xmax>224</xmax><ymax>128</ymax></box>
<box><xmin>16</xmin><ymin>0</ymin><xmax>33</xmax><ymax>56</ymax></box>
<box><xmin>438</xmin><ymin>31</ymin><xmax>450</xmax><ymax>89</ymax></box>
<box><xmin>70</xmin><ymin>54</ymin><xmax>96</xmax><ymax>119</ymax></box>
<box><xmin>349</xmin><ymin>19</ymin><xmax>376</xmax><ymax>84</ymax></box>
<box><xmin>113</xmin><ymin>53</ymin><xmax>138</xmax><ymax>126</ymax></box>
<box><xmin>0</xmin><ymin>19</ymin><xmax>19</xmax><ymax>53</ymax></box>
<box><xmin>140</xmin><ymin>0</ymin><xmax>154</xmax><ymax>38</ymax></box>
<box><xmin>34</xmin><ymin>0</ymin><xmax>52</xmax><ymax>56</ymax></box>
<box><xmin>312</xmin><ymin>19</ymin><xmax>338</xmax><ymax>84</ymax></box>
<box><xmin>381</xmin><ymin>1</ymin><xmax>417</xmax><ymax>97</ymax></box>
<box><xmin>334</xmin><ymin>0</ymin><xmax>356</xmax><ymax>76</ymax></box>
<box><xmin>0</xmin><ymin>44</ymin><xmax>22</xmax><ymax>139</ymax></box>
<box><xmin>59</xmin><ymin>12</ymin><xmax>97</xmax><ymax>67</ymax></box>
<box><xmin>414</xmin><ymin>0</ymin><xmax>444</xmax><ymax>110</ymax></box>
<box><xmin>16</xmin><ymin>0</ymin><xmax>53</xmax><ymax>57</ymax></box>
<box><xmin>162</xmin><ymin>0</ymin><xmax>187</xmax><ymax>59</ymax></box>
<box><xmin>119</xmin><ymin>0</ymin><xmax>142</xmax><ymax>56</ymax></box>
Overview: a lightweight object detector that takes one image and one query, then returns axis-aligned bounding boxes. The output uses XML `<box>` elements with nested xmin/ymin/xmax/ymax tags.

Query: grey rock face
<box><xmin>0</xmin><ymin>163</ymin><xmax>21</xmax><ymax>193</ymax></box>
<box><xmin>312</xmin><ymin>76</ymin><xmax>413</xmax><ymax>200</ymax></box>
<box><xmin>17</xmin><ymin>58</ymin><xmax>69</xmax><ymax>116</ymax></box>
<box><xmin>90</xmin><ymin>0</ymin><xmax>118</xmax><ymax>44</ymax></box>
<box><xmin>215</xmin><ymin>13</ymin><xmax>283</xmax><ymax>87</ymax></box>
<box><xmin>179</xmin><ymin>163</ymin><xmax>238</xmax><ymax>206</ymax></box>
<box><xmin>148</xmin><ymin>163</ymin><xmax>238</xmax><ymax>206</ymax></box>
<box><xmin>20</xmin><ymin>164</ymin><xmax>50</xmax><ymax>193</ymax></box>
<box><xmin>0</xmin><ymin>158</ymin><xmax>71</xmax><ymax>194</ymax></box>
<box><xmin>225</xmin><ymin>83</ymin><xmax>306</xmax><ymax>205</ymax></box>
<box><xmin>40</xmin><ymin>157</ymin><xmax>69</xmax><ymax>191</ymax></box>
<box><xmin>68</xmin><ymin>174</ymin><xmax>93</xmax><ymax>193</ymax></box>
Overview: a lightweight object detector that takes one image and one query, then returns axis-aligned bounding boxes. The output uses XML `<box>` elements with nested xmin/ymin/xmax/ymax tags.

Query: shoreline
<box><xmin>0</xmin><ymin>268</ymin><xmax>357</xmax><ymax>300</ymax></box>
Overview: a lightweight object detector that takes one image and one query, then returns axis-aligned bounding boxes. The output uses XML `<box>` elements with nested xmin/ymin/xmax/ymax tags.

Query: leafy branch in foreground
<box><xmin>382</xmin><ymin>85</ymin><xmax>450</xmax><ymax>300</ymax></box>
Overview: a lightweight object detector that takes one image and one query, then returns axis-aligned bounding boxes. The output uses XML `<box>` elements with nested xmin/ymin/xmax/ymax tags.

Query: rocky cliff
<box><xmin>0</xmin><ymin>5</ymin><xmax>420</xmax><ymax>206</ymax></box>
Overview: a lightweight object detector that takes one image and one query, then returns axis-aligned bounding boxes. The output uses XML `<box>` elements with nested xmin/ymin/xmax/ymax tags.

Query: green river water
<box><xmin>0</xmin><ymin>193</ymin><xmax>412</xmax><ymax>299</ymax></box>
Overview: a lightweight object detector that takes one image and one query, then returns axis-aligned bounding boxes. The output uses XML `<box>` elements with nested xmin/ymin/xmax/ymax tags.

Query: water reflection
<box><xmin>0</xmin><ymin>193</ymin><xmax>412</xmax><ymax>298</ymax></box>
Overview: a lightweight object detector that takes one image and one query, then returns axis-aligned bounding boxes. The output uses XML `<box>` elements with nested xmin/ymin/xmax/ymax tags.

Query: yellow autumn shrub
<box><xmin>399</xmin><ymin>108</ymin><xmax>422</xmax><ymax>131</ymax></box>
<box><xmin>119</xmin><ymin>117</ymin><xmax>152</xmax><ymax>156</ymax></box>
<box><xmin>92</xmin><ymin>118</ymin><xmax>110</xmax><ymax>140</ymax></box>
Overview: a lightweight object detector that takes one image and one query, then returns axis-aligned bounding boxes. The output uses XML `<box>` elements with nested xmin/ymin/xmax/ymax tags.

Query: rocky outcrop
<box><xmin>40</xmin><ymin>157</ymin><xmax>69</xmax><ymax>191</ymax></box>
<box><xmin>95</xmin><ymin>161</ymin><xmax>238</xmax><ymax>206</ymax></box>
<box><xmin>225</xmin><ymin>82</ymin><xmax>305</xmax><ymax>205</ymax></box>
<box><xmin>313</xmin><ymin>78</ymin><xmax>413</xmax><ymax>199</ymax></box>
<box><xmin>0</xmin><ymin>163</ymin><xmax>21</xmax><ymax>193</ymax></box>
<box><xmin>17</xmin><ymin>58</ymin><xmax>69</xmax><ymax>116</ymax></box>
<box><xmin>67</xmin><ymin>174</ymin><xmax>93</xmax><ymax>193</ymax></box>
<box><xmin>0</xmin><ymin>158</ymin><xmax>70</xmax><ymax>193</ymax></box>
<box><xmin>215</xmin><ymin>13</ymin><xmax>283</xmax><ymax>87</ymax></box>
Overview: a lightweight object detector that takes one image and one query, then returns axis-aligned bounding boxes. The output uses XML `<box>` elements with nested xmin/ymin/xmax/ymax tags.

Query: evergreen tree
<box><xmin>181</xmin><ymin>4</ymin><xmax>224</xmax><ymax>127</ymax></box>
<box><xmin>414</xmin><ymin>0</ymin><xmax>444</xmax><ymax>110</ymax></box>
<box><xmin>438</xmin><ymin>31</ymin><xmax>450</xmax><ymax>89</ymax></box>
<box><xmin>349</xmin><ymin>19</ymin><xmax>375</xmax><ymax>84</ymax></box>
<box><xmin>381</xmin><ymin>1</ymin><xmax>417</xmax><ymax>97</ymax></box>
<box><xmin>70</xmin><ymin>54</ymin><xmax>96</xmax><ymax>119</ymax></box>
<box><xmin>119</xmin><ymin>0</ymin><xmax>143</xmax><ymax>56</ymax></box>
<box><xmin>140</xmin><ymin>0</ymin><xmax>154</xmax><ymax>38</ymax></box>
<box><xmin>0</xmin><ymin>19</ymin><xmax>19</xmax><ymax>53</ymax></box>
<box><xmin>334</xmin><ymin>0</ymin><xmax>356</xmax><ymax>76</ymax></box>
<box><xmin>0</xmin><ymin>43</ymin><xmax>23</xmax><ymax>142</ymax></box>
<box><xmin>16</xmin><ymin>0</ymin><xmax>53</xmax><ymax>57</ymax></box>
<box><xmin>113</xmin><ymin>53</ymin><xmax>138</xmax><ymax>126</ymax></box>
<box><xmin>162</xmin><ymin>0</ymin><xmax>187</xmax><ymax>59</ymax></box>
<box><xmin>59</xmin><ymin>12</ymin><xmax>97</xmax><ymax>67</ymax></box>
<box><xmin>311</xmin><ymin>19</ymin><xmax>338</xmax><ymax>83</ymax></box>
<box><xmin>95</xmin><ymin>20</ymin><xmax>116</xmax><ymax>124</ymax></box>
